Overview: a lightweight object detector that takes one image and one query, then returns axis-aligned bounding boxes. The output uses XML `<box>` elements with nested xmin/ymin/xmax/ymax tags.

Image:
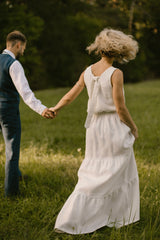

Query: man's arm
<box><xmin>9</xmin><ymin>60</ymin><xmax>54</xmax><ymax>119</ymax></box>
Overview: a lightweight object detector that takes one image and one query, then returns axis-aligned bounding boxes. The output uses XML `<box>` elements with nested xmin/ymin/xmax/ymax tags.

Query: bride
<box><xmin>50</xmin><ymin>28</ymin><xmax>140</xmax><ymax>234</ymax></box>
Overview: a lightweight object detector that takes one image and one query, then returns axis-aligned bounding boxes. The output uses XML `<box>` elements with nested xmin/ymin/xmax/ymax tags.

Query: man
<box><xmin>0</xmin><ymin>30</ymin><xmax>54</xmax><ymax>196</ymax></box>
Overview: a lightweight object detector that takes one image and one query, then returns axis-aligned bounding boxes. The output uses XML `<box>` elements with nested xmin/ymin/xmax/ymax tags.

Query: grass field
<box><xmin>0</xmin><ymin>80</ymin><xmax>160</xmax><ymax>240</ymax></box>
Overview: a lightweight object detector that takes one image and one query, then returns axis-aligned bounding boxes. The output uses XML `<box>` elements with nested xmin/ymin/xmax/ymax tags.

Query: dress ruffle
<box><xmin>55</xmin><ymin>177</ymin><xmax>139</xmax><ymax>234</ymax></box>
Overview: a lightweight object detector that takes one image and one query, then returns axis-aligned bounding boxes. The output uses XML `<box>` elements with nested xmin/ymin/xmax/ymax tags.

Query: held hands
<box><xmin>49</xmin><ymin>107</ymin><xmax>59</xmax><ymax>116</ymax></box>
<box><xmin>41</xmin><ymin>108</ymin><xmax>55</xmax><ymax>119</ymax></box>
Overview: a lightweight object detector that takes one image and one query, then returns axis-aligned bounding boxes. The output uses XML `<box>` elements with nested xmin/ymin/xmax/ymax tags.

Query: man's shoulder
<box><xmin>9</xmin><ymin>59</ymin><xmax>24</xmax><ymax>75</ymax></box>
<box><xmin>0</xmin><ymin>53</ymin><xmax>16</xmax><ymax>62</ymax></box>
<box><xmin>0</xmin><ymin>54</ymin><xmax>17</xmax><ymax>69</ymax></box>
<box><xmin>10</xmin><ymin>59</ymin><xmax>23</xmax><ymax>68</ymax></box>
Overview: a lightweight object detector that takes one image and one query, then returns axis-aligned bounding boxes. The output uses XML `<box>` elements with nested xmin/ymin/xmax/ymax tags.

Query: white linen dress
<box><xmin>54</xmin><ymin>66</ymin><xmax>140</xmax><ymax>234</ymax></box>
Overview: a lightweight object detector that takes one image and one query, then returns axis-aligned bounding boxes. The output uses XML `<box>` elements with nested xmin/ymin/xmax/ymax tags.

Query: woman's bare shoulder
<box><xmin>113</xmin><ymin>68</ymin><xmax>123</xmax><ymax>77</ymax></box>
<box><xmin>112</xmin><ymin>68</ymin><xmax>124</xmax><ymax>85</ymax></box>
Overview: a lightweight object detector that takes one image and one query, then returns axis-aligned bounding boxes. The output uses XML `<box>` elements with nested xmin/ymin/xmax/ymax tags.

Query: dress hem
<box><xmin>54</xmin><ymin>218</ymin><xmax>140</xmax><ymax>235</ymax></box>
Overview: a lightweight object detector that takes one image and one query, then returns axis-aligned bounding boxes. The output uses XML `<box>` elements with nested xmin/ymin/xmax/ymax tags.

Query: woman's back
<box><xmin>85</xmin><ymin>64</ymin><xmax>117</xmax><ymax>109</ymax></box>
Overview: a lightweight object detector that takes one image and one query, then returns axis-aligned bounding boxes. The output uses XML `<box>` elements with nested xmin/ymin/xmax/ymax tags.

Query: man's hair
<box><xmin>6</xmin><ymin>30</ymin><xmax>26</xmax><ymax>46</ymax></box>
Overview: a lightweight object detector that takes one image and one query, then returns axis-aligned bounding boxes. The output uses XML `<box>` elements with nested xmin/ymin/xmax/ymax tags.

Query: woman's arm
<box><xmin>50</xmin><ymin>72</ymin><xmax>85</xmax><ymax>113</ymax></box>
<box><xmin>111</xmin><ymin>69</ymin><xmax>138</xmax><ymax>139</ymax></box>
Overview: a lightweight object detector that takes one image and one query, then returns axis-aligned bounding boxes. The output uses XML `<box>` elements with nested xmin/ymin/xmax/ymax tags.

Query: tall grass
<box><xmin>0</xmin><ymin>80</ymin><xmax>160</xmax><ymax>240</ymax></box>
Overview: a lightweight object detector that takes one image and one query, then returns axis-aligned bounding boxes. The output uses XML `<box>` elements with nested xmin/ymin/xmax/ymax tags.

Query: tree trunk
<box><xmin>128</xmin><ymin>0</ymin><xmax>136</xmax><ymax>34</ymax></box>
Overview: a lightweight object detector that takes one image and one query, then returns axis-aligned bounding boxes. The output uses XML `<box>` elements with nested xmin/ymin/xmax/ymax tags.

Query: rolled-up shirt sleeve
<box><xmin>9</xmin><ymin>60</ymin><xmax>46</xmax><ymax>115</ymax></box>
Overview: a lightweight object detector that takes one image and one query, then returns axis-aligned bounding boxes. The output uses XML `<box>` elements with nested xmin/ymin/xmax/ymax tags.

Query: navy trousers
<box><xmin>0</xmin><ymin>102</ymin><xmax>21</xmax><ymax>196</ymax></box>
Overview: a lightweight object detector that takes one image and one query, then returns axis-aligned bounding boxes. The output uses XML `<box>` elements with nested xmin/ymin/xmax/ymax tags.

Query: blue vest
<box><xmin>0</xmin><ymin>53</ymin><xmax>20</xmax><ymax>102</ymax></box>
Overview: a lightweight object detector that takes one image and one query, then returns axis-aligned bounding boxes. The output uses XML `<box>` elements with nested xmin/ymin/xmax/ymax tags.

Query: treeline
<box><xmin>0</xmin><ymin>0</ymin><xmax>160</xmax><ymax>89</ymax></box>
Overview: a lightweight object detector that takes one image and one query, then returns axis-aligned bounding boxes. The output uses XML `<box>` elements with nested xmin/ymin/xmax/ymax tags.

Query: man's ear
<box><xmin>16</xmin><ymin>41</ymin><xmax>21</xmax><ymax>49</ymax></box>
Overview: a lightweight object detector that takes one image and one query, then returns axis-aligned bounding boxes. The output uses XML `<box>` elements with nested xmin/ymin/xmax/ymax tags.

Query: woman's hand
<box><xmin>41</xmin><ymin>108</ymin><xmax>55</xmax><ymax>119</ymax></box>
<box><xmin>131</xmin><ymin>126</ymin><xmax>138</xmax><ymax>140</ymax></box>
<box><xmin>49</xmin><ymin>107</ymin><xmax>59</xmax><ymax>116</ymax></box>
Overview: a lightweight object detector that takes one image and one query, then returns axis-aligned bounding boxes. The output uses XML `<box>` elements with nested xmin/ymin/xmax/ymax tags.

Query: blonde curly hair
<box><xmin>86</xmin><ymin>28</ymin><xmax>139</xmax><ymax>63</ymax></box>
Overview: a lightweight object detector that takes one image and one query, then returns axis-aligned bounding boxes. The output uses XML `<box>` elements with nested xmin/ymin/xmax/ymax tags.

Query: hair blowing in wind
<box><xmin>86</xmin><ymin>28</ymin><xmax>139</xmax><ymax>63</ymax></box>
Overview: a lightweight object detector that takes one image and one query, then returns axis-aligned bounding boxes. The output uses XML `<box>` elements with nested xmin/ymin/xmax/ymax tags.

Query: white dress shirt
<box><xmin>2</xmin><ymin>49</ymin><xmax>46</xmax><ymax>115</ymax></box>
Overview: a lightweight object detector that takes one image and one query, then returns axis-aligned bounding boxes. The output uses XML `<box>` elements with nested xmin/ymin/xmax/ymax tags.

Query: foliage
<box><xmin>0</xmin><ymin>0</ymin><xmax>45</xmax><ymax>89</ymax></box>
<box><xmin>0</xmin><ymin>0</ymin><xmax>160</xmax><ymax>88</ymax></box>
<box><xmin>0</xmin><ymin>80</ymin><xmax>160</xmax><ymax>239</ymax></box>
<box><xmin>107</xmin><ymin>0</ymin><xmax>160</xmax><ymax>81</ymax></box>
<box><xmin>24</xmin><ymin>0</ymin><xmax>105</xmax><ymax>87</ymax></box>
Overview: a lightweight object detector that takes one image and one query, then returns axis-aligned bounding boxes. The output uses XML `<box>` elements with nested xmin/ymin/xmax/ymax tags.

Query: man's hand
<box><xmin>41</xmin><ymin>108</ymin><xmax>55</xmax><ymax>119</ymax></box>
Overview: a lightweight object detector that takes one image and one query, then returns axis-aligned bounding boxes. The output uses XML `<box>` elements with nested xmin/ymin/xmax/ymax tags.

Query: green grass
<box><xmin>0</xmin><ymin>80</ymin><xmax>160</xmax><ymax>240</ymax></box>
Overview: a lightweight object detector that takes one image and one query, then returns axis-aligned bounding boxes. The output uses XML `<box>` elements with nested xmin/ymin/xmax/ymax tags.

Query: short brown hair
<box><xmin>6</xmin><ymin>30</ymin><xmax>26</xmax><ymax>46</ymax></box>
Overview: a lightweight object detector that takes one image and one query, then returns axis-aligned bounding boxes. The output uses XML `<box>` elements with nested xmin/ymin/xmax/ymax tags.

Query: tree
<box><xmin>0</xmin><ymin>0</ymin><xmax>45</xmax><ymax>89</ymax></box>
<box><xmin>1</xmin><ymin>0</ymin><xmax>159</xmax><ymax>88</ymax></box>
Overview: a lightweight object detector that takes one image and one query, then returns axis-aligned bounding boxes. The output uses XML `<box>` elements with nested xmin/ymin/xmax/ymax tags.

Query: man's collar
<box><xmin>3</xmin><ymin>49</ymin><xmax>16</xmax><ymax>59</ymax></box>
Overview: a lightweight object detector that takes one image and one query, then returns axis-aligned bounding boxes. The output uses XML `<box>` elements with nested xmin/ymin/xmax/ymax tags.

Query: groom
<box><xmin>0</xmin><ymin>30</ymin><xmax>55</xmax><ymax>196</ymax></box>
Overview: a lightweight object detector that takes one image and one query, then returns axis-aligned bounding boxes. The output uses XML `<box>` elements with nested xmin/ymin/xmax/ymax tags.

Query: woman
<box><xmin>50</xmin><ymin>28</ymin><xmax>140</xmax><ymax>234</ymax></box>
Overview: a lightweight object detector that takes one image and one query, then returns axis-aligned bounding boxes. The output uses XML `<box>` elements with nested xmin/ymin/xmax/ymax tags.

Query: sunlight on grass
<box><xmin>0</xmin><ymin>80</ymin><xmax>160</xmax><ymax>239</ymax></box>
